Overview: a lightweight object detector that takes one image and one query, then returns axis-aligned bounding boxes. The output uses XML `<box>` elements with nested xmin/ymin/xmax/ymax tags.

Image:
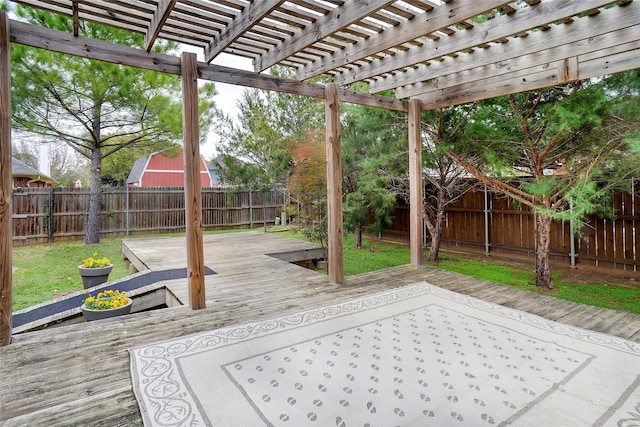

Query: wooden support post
<box><xmin>325</xmin><ymin>83</ymin><xmax>344</xmax><ymax>284</ymax></box>
<box><xmin>0</xmin><ymin>12</ymin><xmax>12</xmax><ymax>346</ymax></box>
<box><xmin>408</xmin><ymin>99</ymin><xmax>423</xmax><ymax>266</ymax></box>
<box><xmin>181</xmin><ymin>52</ymin><xmax>206</xmax><ymax>309</ymax></box>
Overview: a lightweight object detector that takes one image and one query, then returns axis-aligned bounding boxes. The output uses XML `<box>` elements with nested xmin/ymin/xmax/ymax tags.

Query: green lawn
<box><xmin>279</xmin><ymin>229</ymin><xmax>640</xmax><ymax>314</ymax></box>
<box><xmin>278</xmin><ymin>230</ymin><xmax>410</xmax><ymax>275</ymax></box>
<box><xmin>11</xmin><ymin>229</ymin><xmax>251</xmax><ymax>310</ymax></box>
<box><xmin>11</xmin><ymin>229</ymin><xmax>640</xmax><ymax>314</ymax></box>
<box><xmin>434</xmin><ymin>253</ymin><xmax>640</xmax><ymax>313</ymax></box>
<box><xmin>12</xmin><ymin>239</ymin><xmax>131</xmax><ymax>311</ymax></box>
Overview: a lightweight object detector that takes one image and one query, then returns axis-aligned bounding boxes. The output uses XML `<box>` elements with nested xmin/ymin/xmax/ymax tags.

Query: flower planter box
<box><xmin>81</xmin><ymin>298</ymin><xmax>132</xmax><ymax>321</ymax></box>
<box><xmin>78</xmin><ymin>265</ymin><xmax>113</xmax><ymax>289</ymax></box>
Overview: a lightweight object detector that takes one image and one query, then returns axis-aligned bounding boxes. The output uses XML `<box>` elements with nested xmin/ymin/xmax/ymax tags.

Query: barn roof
<box><xmin>126</xmin><ymin>156</ymin><xmax>150</xmax><ymax>185</ymax></box>
<box><xmin>126</xmin><ymin>149</ymin><xmax>212</xmax><ymax>185</ymax></box>
<box><xmin>8</xmin><ymin>0</ymin><xmax>639</xmax><ymax>110</ymax></box>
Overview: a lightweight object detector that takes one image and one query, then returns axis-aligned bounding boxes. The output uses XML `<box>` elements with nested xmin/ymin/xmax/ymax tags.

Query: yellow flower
<box><xmin>82</xmin><ymin>289</ymin><xmax>130</xmax><ymax>310</ymax></box>
<box><xmin>81</xmin><ymin>253</ymin><xmax>111</xmax><ymax>269</ymax></box>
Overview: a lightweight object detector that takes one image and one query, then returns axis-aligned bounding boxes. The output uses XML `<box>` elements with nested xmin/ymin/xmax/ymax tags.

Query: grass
<box><xmin>10</xmin><ymin>229</ymin><xmax>254</xmax><ymax>310</ymax></box>
<box><xmin>435</xmin><ymin>253</ymin><xmax>640</xmax><ymax>314</ymax></box>
<box><xmin>10</xmin><ymin>229</ymin><xmax>640</xmax><ymax>314</ymax></box>
<box><xmin>278</xmin><ymin>229</ymin><xmax>640</xmax><ymax>314</ymax></box>
<box><xmin>434</xmin><ymin>253</ymin><xmax>536</xmax><ymax>287</ymax></box>
<box><xmin>277</xmin><ymin>230</ymin><xmax>410</xmax><ymax>275</ymax></box>
<box><xmin>11</xmin><ymin>239</ymin><xmax>131</xmax><ymax>311</ymax></box>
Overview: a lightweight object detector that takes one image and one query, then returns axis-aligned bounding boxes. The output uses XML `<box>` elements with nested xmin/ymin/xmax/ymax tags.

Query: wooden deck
<box><xmin>1</xmin><ymin>232</ymin><xmax>639</xmax><ymax>426</ymax></box>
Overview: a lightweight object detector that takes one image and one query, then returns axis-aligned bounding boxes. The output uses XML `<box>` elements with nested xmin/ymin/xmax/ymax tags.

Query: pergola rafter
<box><xmin>0</xmin><ymin>0</ymin><xmax>638</xmax><ymax>346</ymax></box>
<box><xmin>299</xmin><ymin>0</ymin><xmax>515</xmax><ymax>82</ymax></box>
<box><xmin>387</xmin><ymin>4</ymin><xmax>640</xmax><ymax>98</ymax></box>
<box><xmin>254</xmin><ymin>0</ymin><xmax>397</xmax><ymax>72</ymax></box>
<box><xmin>10</xmin><ymin>1</ymin><xmax>637</xmax><ymax>103</ymax></box>
<box><xmin>203</xmin><ymin>0</ymin><xmax>285</xmax><ymax>62</ymax></box>
<box><xmin>145</xmin><ymin>0</ymin><xmax>177</xmax><ymax>51</ymax></box>
<box><xmin>333</xmin><ymin>0</ymin><xmax>630</xmax><ymax>87</ymax></box>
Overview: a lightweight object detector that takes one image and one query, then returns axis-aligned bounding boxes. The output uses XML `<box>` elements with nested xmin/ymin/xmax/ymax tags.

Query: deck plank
<box><xmin>1</xmin><ymin>232</ymin><xmax>639</xmax><ymax>426</ymax></box>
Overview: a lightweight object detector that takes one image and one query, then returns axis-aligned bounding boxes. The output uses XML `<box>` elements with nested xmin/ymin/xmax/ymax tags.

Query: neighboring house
<box><xmin>206</xmin><ymin>155</ymin><xmax>226</xmax><ymax>185</ymax></box>
<box><xmin>207</xmin><ymin>154</ymin><xmax>249</xmax><ymax>186</ymax></box>
<box><xmin>126</xmin><ymin>149</ymin><xmax>213</xmax><ymax>187</ymax></box>
<box><xmin>11</xmin><ymin>157</ymin><xmax>57</xmax><ymax>188</ymax></box>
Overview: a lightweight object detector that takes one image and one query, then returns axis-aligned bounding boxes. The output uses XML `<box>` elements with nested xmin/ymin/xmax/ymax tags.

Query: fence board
<box><xmin>12</xmin><ymin>187</ymin><xmax>285</xmax><ymax>245</ymax></box>
<box><xmin>437</xmin><ymin>182</ymin><xmax>638</xmax><ymax>272</ymax></box>
<box><xmin>12</xmin><ymin>182</ymin><xmax>639</xmax><ymax>272</ymax></box>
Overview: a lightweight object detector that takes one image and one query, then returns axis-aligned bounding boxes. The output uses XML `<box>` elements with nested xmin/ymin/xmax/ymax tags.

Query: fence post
<box><xmin>263</xmin><ymin>190</ymin><xmax>267</xmax><ymax>233</ymax></box>
<box><xmin>569</xmin><ymin>200</ymin><xmax>577</xmax><ymax>268</ymax></box>
<box><xmin>48</xmin><ymin>187</ymin><xmax>54</xmax><ymax>243</ymax></box>
<box><xmin>632</xmin><ymin>178</ymin><xmax>637</xmax><ymax>272</ymax></box>
<box><xmin>484</xmin><ymin>184</ymin><xmax>490</xmax><ymax>256</ymax></box>
<box><xmin>126</xmin><ymin>186</ymin><xmax>130</xmax><ymax>236</ymax></box>
<box><xmin>249</xmin><ymin>188</ymin><xmax>253</xmax><ymax>230</ymax></box>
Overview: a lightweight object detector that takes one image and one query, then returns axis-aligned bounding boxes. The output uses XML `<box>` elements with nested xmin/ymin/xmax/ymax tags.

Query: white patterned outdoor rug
<box><xmin>130</xmin><ymin>282</ymin><xmax>640</xmax><ymax>427</ymax></box>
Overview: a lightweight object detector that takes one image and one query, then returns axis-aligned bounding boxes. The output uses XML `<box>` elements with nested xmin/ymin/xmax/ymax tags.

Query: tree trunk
<box><xmin>424</xmin><ymin>189</ymin><xmax>446</xmax><ymax>262</ymax></box>
<box><xmin>425</xmin><ymin>207</ymin><xmax>444</xmax><ymax>262</ymax></box>
<box><xmin>85</xmin><ymin>148</ymin><xmax>102</xmax><ymax>244</ymax></box>
<box><xmin>426</xmin><ymin>229</ymin><xmax>439</xmax><ymax>261</ymax></box>
<box><xmin>535</xmin><ymin>213</ymin><xmax>554</xmax><ymax>289</ymax></box>
<box><xmin>354</xmin><ymin>223</ymin><xmax>362</xmax><ymax>248</ymax></box>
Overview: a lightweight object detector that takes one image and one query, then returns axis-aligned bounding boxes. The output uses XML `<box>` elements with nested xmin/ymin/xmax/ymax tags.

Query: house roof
<box><xmin>206</xmin><ymin>155</ymin><xmax>223</xmax><ymax>185</ymax></box>
<box><xmin>11</xmin><ymin>157</ymin><xmax>57</xmax><ymax>184</ymax></box>
<box><xmin>126</xmin><ymin>156</ymin><xmax>150</xmax><ymax>185</ymax></box>
<box><xmin>8</xmin><ymin>1</ymin><xmax>639</xmax><ymax>111</ymax></box>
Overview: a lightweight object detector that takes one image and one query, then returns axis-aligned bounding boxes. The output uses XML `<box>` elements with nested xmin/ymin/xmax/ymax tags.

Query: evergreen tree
<box><xmin>448</xmin><ymin>77</ymin><xmax>640</xmax><ymax>288</ymax></box>
<box><xmin>10</xmin><ymin>5</ymin><xmax>216</xmax><ymax>243</ymax></box>
<box><xmin>419</xmin><ymin>105</ymin><xmax>481</xmax><ymax>261</ymax></box>
<box><xmin>342</xmin><ymin>102</ymin><xmax>404</xmax><ymax>247</ymax></box>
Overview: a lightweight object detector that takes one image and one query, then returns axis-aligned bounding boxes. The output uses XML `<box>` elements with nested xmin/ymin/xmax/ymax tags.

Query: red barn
<box><xmin>126</xmin><ymin>148</ymin><xmax>213</xmax><ymax>187</ymax></box>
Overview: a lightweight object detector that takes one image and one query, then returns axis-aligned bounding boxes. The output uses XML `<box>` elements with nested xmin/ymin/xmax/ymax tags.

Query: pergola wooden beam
<box><xmin>334</xmin><ymin>0</ymin><xmax>621</xmax><ymax>86</ymax></box>
<box><xmin>144</xmin><ymin>0</ymin><xmax>177</xmax><ymax>52</ymax></box>
<box><xmin>204</xmin><ymin>0</ymin><xmax>285</xmax><ymax>63</ymax></box>
<box><xmin>254</xmin><ymin>0</ymin><xmax>396</xmax><ymax>72</ymax></box>
<box><xmin>0</xmin><ymin>12</ymin><xmax>12</xmax><ymax>346</ymax></box>
<box><xmin>299</xmin><ymin>0</ymin><xmax>513</xmax><ymax>81</ymax></box>
<box><xmin>8</xmin><ymin>19</ymin><xmax>407</xmax><ymax>112</ymax></box>
<box><xmin>325</xmin><ymin>83</ymin><xmax>344</xmax><ymax>284</ymax></box>
<box><xmin>408</xmin><ymin>99</ymin><xmax>423</xmax><ymax>267</ymax></box>
<box><xmin>8</xmin><ymin>2</ymin><xmax>635</xmax><ymax>108</ymax></box>
<box><xmin>415</xmin><ymin>44</ymin><xmax>640</xmax><ymax>109</ymax></box>
<box><xmin>181</xmin><ymin>52</ymin><xmax>206</xmax><ymax>309</ymax></box>
<box><xmin>379</xmin><ymin>2</ymin><xmax>640</xmax><ymax>96</ymax></box>
<box><xmin>404</xmin><ymin>39</ymin><xmax>640</xmax><ymax>103</ymax></box>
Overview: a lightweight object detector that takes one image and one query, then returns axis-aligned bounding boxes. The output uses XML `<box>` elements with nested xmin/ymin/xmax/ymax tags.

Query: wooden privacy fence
<box><xmin>381</xmin><ymin>181</ymin><xmax>639</xmax><ymax>272</ymax></box>
<box><xmin>11</xmin><ymin>186</ymin><xmax>286</xmax><ymax>245</ymax></box>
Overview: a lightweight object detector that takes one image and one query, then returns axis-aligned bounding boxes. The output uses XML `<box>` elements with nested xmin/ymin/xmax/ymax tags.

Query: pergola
<box><xmin>1</xmin><ymin>0</ymin><xmax>639</xmax><ymax>346</ymax></box>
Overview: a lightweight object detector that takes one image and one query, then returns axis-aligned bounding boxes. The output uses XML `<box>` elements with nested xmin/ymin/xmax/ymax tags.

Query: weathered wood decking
<box><xmin>1</xmin><ymin>232</ymin><xmax>639</xmax><ymax>426</ymax></box>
